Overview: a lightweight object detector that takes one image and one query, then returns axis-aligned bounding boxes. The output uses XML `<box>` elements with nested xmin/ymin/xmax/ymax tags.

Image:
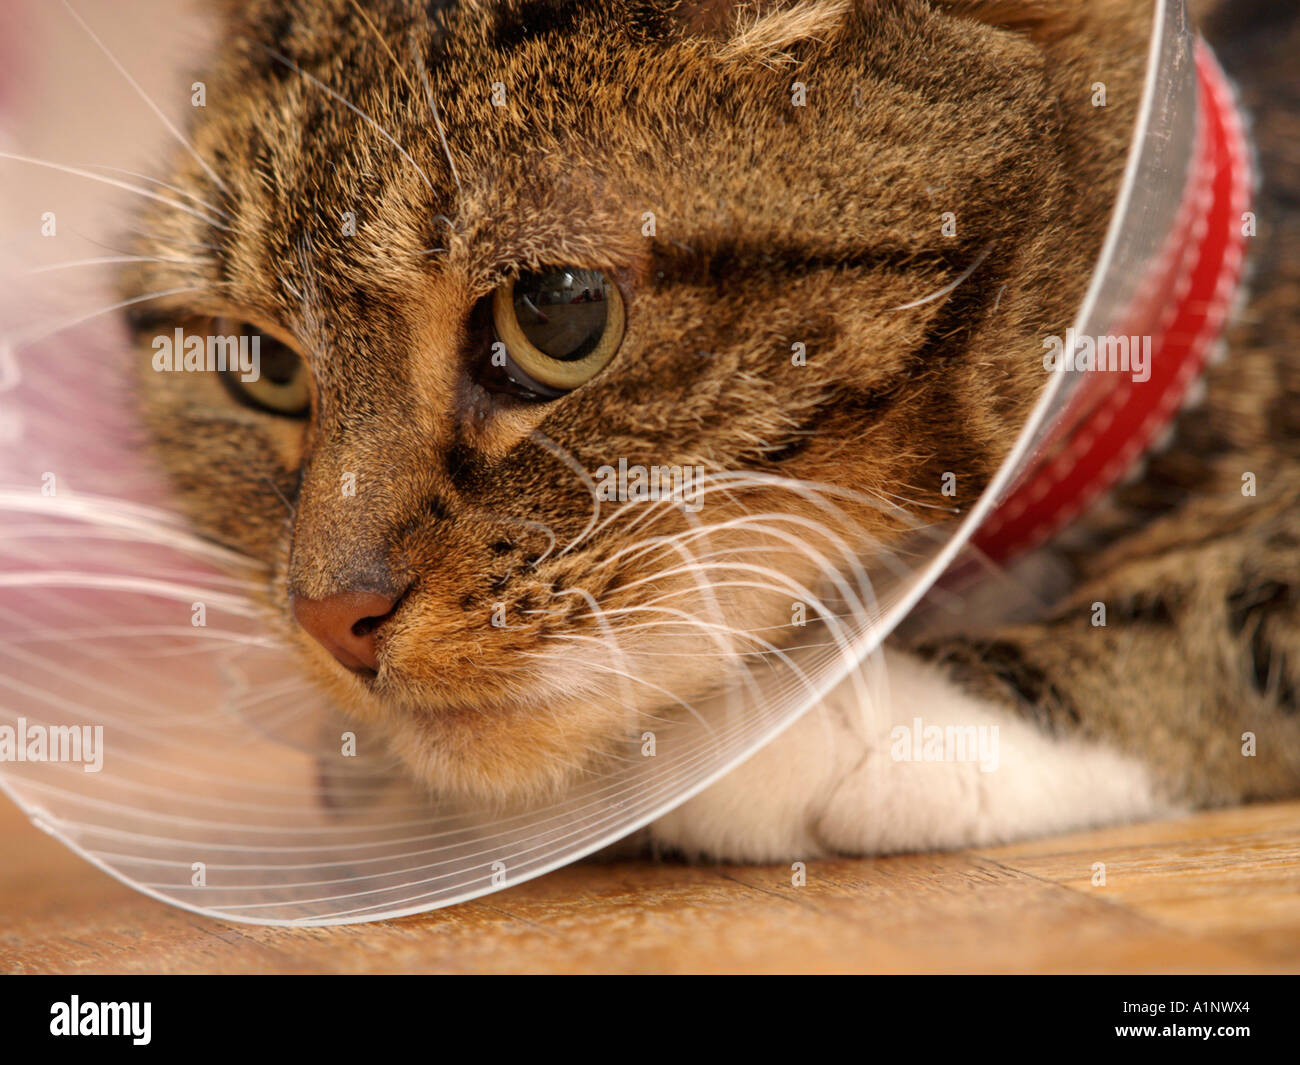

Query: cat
<box><xmin>120</xmin><ymin>0</ymin><xmax>1300</xmax><ymax>863</ymax></box>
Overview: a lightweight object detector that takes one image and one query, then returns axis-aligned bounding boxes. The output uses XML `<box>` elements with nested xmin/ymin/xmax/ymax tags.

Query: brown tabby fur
<box><xmin>119</xmin><ymin>0</ymin><xmax>1300</xmax><ymax>816</ymax></box>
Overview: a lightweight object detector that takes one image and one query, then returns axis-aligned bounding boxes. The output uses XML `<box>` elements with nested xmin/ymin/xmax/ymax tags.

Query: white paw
<box><xmin>649</xmin><ymin>651</ymin><xmax>1171</xmax><ymax>860</ymax></box>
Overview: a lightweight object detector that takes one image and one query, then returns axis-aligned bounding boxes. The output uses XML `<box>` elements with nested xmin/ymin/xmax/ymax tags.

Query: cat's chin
<box><xmin>372</xmin><ymin>695</ymin><xmax>621</xmax><ymax>810</ymax></box>
<box><xmin>306</xmin><ymin>658</ymin><xmax>623</xmax><ymax>808</ymax></box>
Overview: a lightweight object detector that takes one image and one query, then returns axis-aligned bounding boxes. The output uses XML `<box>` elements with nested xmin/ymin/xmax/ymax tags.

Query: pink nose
<box><xmin>290</xmin><ymin>590</ymin><xmax>399</xmax><ymax>675</ymax></box>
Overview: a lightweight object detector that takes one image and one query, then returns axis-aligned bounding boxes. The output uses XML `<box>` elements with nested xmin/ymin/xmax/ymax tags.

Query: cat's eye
<box><xmin>490</xmin><ymin>268</ymin><xmax>625</xmax><ymax>396</ymax></box>
<box><xmin>216</xmin><ymin>320</ymin><xmax>311</xmax><ymax>418</ymax></box>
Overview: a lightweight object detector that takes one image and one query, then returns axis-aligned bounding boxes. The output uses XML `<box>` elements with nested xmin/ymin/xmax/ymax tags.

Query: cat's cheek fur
<box><xmin>646</xmin><ymin>651</ymin><xmax>1171</xmax><ymax>861</ymax></box>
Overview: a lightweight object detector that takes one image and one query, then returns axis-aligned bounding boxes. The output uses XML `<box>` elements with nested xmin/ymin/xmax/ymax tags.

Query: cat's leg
<box><xmin>648</xmin><ymin>470</ymin><xmax>1300</xmax><ymax>862</ymax></box>
<box><xmin>646</xmin><ymin>649</ymin><xmax>1169</xmax><ymax>862</ymax></box>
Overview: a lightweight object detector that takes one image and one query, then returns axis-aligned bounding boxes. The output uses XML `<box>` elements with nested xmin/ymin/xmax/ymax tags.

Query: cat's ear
<box><xmin>929</xmin><ymin>1</ymin><xmax>1083</xmax><ymax>44</ymax></box>
<box><xmin>670</xmin><ymin>0</ymin><xmax>855</xmax><ymax>59</ymax></box>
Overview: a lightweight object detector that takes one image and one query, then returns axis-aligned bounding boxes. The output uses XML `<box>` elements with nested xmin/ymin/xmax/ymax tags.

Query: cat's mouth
<box><xmin>291</xmin><ymin>609</ymin><xmax>596</xmax><ymax>716</ymax></box>
<box><xmin>283</xmin><ymin>587</ymin><xmax>733</xmax><ymax>805</ymax></box>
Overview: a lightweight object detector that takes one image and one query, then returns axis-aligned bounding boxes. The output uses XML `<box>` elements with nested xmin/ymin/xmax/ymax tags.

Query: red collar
<box><xmin>973</xmin><ymin>42</ymin><xmax>1252</xmax><ymax>564</ymax></box>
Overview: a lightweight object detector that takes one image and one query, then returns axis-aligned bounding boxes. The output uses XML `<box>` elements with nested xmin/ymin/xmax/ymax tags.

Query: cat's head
<box><xmin>122</xmin><ymin>0</ymin><xmax>1143</xmax><ymax>805</ymax></box>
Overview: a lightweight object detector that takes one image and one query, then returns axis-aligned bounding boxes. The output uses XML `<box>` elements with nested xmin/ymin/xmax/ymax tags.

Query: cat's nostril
<box><xmin>290</xmin><ymin>590</ymin><xmax>400</xmax><ymax>676</ymax></box>
<box><xmin>350</xmin><ymin>614</ymin><xmax>384</xmax><ymax>638</ymax></box>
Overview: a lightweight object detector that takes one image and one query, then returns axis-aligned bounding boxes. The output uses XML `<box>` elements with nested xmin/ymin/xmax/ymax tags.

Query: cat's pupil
<box><xmin>259</xmin><ymin>336</ymin><xmax>302</xmax><ymax>386</ymax></box>
<box><xmin>512</xmin><ymin>268</ymin><xmax>610</xmax><ymax>362</ymax></box>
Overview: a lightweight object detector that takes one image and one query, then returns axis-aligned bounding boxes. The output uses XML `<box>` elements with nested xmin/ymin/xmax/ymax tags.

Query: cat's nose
<box><xmin>290</xmin><ymin>590</ymin><xmax>399</xmax><ymax>675</ymax></box>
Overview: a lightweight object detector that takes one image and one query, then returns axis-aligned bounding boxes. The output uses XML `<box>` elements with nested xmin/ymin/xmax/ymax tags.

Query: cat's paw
<box><xmin>648</xmin><ymin>651</ymin><xmax>1171</xmax><ymax>861</ymax></box>
<box><xmin>814</xmin><ymin>653</ymin><xmax>1170</xmax><ymax>853</ymax></box>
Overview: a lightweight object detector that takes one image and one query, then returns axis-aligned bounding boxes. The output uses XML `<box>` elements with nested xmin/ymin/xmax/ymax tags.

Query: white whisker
<box><xmin>0</xmin><ymin>152</ymin><xmax>230</xmax><ymax>231</ymax></box>
<box><xmin>4</xmin><ymin>285</ymin><xmax>204</xmax><ymax>351</ymax></box>
<box><xmin>263</xmin><ymin>47</ymin><xmax>437</xmax><ymax>197</ymax></box>
<box><xmin>83</xmin><ymin>163</ymin><xmax>233</xmax><ymax>221</ymax></box>
<box><xmin>58</xmin><ymin>0</ymin><xmax>233</xmax><ymax>197</ymax></box>
<box><xmin>888</xmin><ymin>244</ymin><xmax>991</xmax><ymax>311</ymax></box>
<box><xmin>529</xmin><ymin>430</ymin><xmax>603</xmax><ymax>555</ymax></box>
<box><xmin>27</xmin><ymin>255</ymin><xmax>209</xmax><ymax>276</ymax></box>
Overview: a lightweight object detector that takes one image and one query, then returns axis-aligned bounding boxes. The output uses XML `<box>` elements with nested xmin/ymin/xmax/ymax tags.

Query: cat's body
<box><xmin>122</xmin><ymin>0</ymin><xmax>1300</xmax><ymax>862</ymax></box>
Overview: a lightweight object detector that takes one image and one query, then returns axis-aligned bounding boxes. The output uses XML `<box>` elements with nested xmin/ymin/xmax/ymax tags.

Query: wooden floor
<box><xmin>2</xmin><ymin>797</ymin><xmax>1298</xmax><ymax>974</ymax></box>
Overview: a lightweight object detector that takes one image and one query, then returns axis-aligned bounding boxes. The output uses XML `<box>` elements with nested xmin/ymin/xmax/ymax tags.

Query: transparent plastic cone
<box><xmin>0</xmin><ymin>0</ymin><xmax>1198</xmax><ymax>924</ymax></box>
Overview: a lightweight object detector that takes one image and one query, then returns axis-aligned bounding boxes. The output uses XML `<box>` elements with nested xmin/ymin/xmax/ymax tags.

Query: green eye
<box><xmin>217</xmin><ymin>320</ymin><xmax>311</xmax><ymax>418</ymax></box>
<box><xmin>491</xmin><ymin>268</ymin><xmax>625</xmax><ymax>395</ymax></box>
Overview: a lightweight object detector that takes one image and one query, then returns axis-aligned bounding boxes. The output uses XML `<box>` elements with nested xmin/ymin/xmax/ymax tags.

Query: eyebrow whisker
<box><xmin>5</xmin><ymin>285</ymin><xmax>206</xmax><ymax>352</ymax></box>
<box><xmin>27</xmin><ymin>254</ymin><xmax>212</xmax><ymax>275</ymax></box>
<box><xmin>83</xmin><ymin>163</ymin><xmax>234</xmax><ymax>222</ymax></box>
<box><xmin>345</xmin><ymin>0</ymin><xmax>419</xmax><ymax>100</ymax></box>
<box><xmin>262</xmin><ymin>46</ymin><xmax>438</xmax><ymax>198</ymax></box>
<box><xmin>410</xmin><ymin>30</ymin><xmax>463</xmax><ymax>200</ymax></box>
<box><xmin>0</xmin><ymin>152</ymin><xmax>231</xmax><ymax>231</ymax></box>
<box><xmin>58</xmin><ymin>0</ymin><xmax>233</xmax><ymax>199</ymax></box>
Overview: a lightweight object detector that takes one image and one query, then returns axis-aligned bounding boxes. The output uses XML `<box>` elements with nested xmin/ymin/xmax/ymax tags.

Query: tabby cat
<box><xmin>122</xmin><ymin>0</ymin><xmax>1300</xmax><ymax>861</ymax></box>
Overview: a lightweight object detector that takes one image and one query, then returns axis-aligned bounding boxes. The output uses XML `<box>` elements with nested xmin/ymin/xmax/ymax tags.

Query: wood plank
<box><xmin>4</xmin><ymin>797</ymin><xmax>1298</xmax><ymax>973</ymax></box>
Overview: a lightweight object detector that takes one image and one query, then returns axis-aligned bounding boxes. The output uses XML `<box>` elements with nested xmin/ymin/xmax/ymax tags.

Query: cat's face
<box><xmin>123</xmin><ymin>0</ymin><xmax>1138</xmax><ymax>805</ymax></box>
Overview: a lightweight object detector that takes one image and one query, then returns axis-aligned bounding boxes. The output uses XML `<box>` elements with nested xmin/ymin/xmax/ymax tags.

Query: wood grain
<box><xmin>3</xmin><ymin>797</ymin><xmax>1297</xmax><ymax>974</ymax></box>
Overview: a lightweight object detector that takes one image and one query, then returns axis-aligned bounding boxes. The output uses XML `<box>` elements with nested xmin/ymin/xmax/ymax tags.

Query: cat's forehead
<box><xmin>145</xmin><ymin>0</ymin><xmax>1057</xmax><ymax>367</ymax></box>
<box><xmin>199</xmin><ymin>5</ymin><xmax>704</xmax><ymax>330</ymax></box>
